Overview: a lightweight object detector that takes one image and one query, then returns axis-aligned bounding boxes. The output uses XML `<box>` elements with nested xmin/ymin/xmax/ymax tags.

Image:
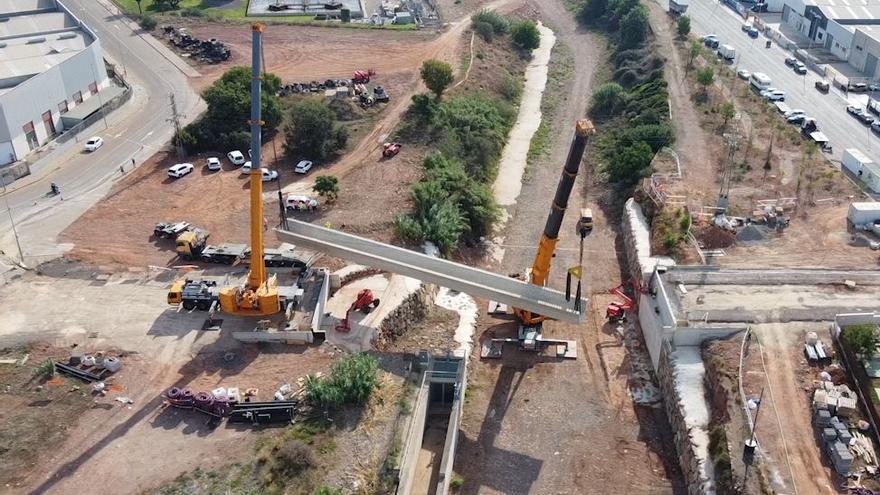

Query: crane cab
<box><xmin>577</xmin><ymin>208</ymin><xmax>593</xmax><ymax>237</ymax></box>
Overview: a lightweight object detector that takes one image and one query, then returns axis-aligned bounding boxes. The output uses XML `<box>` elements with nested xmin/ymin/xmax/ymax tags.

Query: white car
<box><xmin>261</xmin><ymin>168</ymin><xmax>278</xmax><ymax>182</ymax></box>
<box><xmin>167</xmin><ymin>163</ymin><xmax>194</xmax><ymax>179</ymax></box>
<box><xmin>227</xmin><ymin>150</ymin><xmax>246</xmax><ymax>166</ymax></box>
<box><xmin>285</xmin><ymin>194</ymin><xmax>319</xmax><ymax>211</ymax></box>
<box><xmin>240</xmin><ymin>161</ymin><xmax>253</xmax><ymax>175</ymax></box>
<box><xmin>206</xmin><ymin>157</ymin><xmax>221</xmax><ymax>171</ymax></box>
<box><xmin>84</xmin><ymin>136</ymin><xmax>104</xmax><ymax>152</ymax></box>
<box><xmin>737</xmin><ymin>69</ymin><xmax>751</xmax><ymax>80</ymax></box>
<box><xmin>759</xmin><ymin>87</ymin><xmax>779</xmax><ymax>97</ymax></box>
<box><xmin>764</xmin><ymin>90</ymin><xmax>786</xmax><ymax>101</ymax></box>
<box><xmin>294</xmin><ymin>160</ymin><xmax>313</xmax><ymax>174</ymax></box>
<box><xmin>784</xmin><ymin>109</ymin><xmax>805</xmax><ymax>118</ymax></box>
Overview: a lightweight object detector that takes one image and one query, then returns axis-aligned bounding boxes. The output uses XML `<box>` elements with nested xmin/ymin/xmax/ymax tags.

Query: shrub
<box><xmin>471</xmin><ymin>10</ymin><xmax>509</xmax><ymax>35</ymax></box>
<box><xmin>32</xmin><ymin>359</ymin><xmax>55</xmax><ymax>378</ymax></box>
<box><xmin>139</xmin><ymin>15</ymin><xmax>157</xmax><ymax>31</ymax></box>
<box><xmin>619</xmin><ymin>5</ymin><xmax>649</xmax><ymax>49</ymax></box>
<box><xmin>474</xmin><ymin>20</ymin><xmax>495</xmax><ymax>42</ymax></box>
<box><xmin>273</xmin><ymin>440</ymin><xmax>314</xmax><ymax>475</ymax></box>
<box><xmin>450</xmin><ymin>477</ymin><xmax>464</xmax><ymax>490</ymax></box>
<box><xmin>845</xmin><ymin>324</ymin><xmax>879</xmax><ymax>357</ymax></box>
<box><xmin>180</xmin><ymin>7</ymin><xmax>204</xmax><ymax>17</ymax></box>
<box><xmin>606</xmin><ymin>140</ymin><xmax>653</xmax><ymax>184</ymax></box>
<box><xmin>499</xmin><ymin>75</ymin><xmax>522</xmax><ymax>102</ymax></box>
<box><xmin>305</xmin><ymin>353</ymin><xmax>379</xmax><ymax>411</ymax></box>
<box><xmin>511</xmin><ymin>20</ymin><xmax>541</xmax><ymax>50</ymax></box>
<box><xmin>677</xmin><ymin>15</ymin><xmax>691</xmax><ymax>37</ymax></box>
<box><xmin>284</xmin><ymin>100</ymin><xmax>347</xmax><ymax>161</ymax></box>
<box><xmin>172</xmin><ymin>128</ymin><xmax>197</xmax><ymax>153</ymax></box>
<box><xmin>420</xmin><ymin>59</ymin><xmax>455</xmax><ymax>99</ymax></box>
<box><xmin>577</xmin><ymin>0</ymin><xmax>608</xmax><ymax>25</ymax></box>
<box><xmin>313</xmin><ymin>486</ymin><xmax>343</xmax><ymax>495</ymax></box>
<box><xmin>589</xmin><ymin>82</ymin><xmax>626</xmax><ymax>118</ymax></box>
<box><xmin>313</xmin><ymin>175</ymin><xmax>339</xmax><ymax>200</ymax></box>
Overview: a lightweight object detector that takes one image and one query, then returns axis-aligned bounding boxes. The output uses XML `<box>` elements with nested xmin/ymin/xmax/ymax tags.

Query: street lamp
<box><xmin>1</xmin><ymin>182</ymin><xmax>25</xmax><ymax>266</ymax></box>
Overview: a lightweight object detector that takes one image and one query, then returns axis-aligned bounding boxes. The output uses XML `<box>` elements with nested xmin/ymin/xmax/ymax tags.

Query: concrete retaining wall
<box><xmin>666</xmin><ymin>267</ymin><xmax>880</xmax><ymax>286</ymax></box>
<box><xmin>396</xmin><ymin>374</ymin><xmax>431</xmax><ymax>495</ymax></box>
<box><xmin>621</xmin><ymin>198</ymin><xmax>675</xmax><ymax>284</ymax></box>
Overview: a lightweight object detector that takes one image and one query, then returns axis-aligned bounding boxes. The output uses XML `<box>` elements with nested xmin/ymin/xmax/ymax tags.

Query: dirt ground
<box><xmin>0</xmin><ymin>264</ymin><xmax>336</xmax><ymax>494</ymax></box>
<box><xmin>453</xmin><ymin>0</ymin><xmax>685</xmax><ymax>492</ymax></box>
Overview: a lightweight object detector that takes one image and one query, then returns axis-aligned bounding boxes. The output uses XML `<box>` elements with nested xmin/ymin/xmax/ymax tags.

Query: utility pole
<box><xmin>167</xmin><ymin>93</ymin><xmax>186</xmax><ymax>159</ymax></box>
<box><xmin>1</xmin><ymin>182</ymin><xmax>25</xmax><ymax>266</ymax></box>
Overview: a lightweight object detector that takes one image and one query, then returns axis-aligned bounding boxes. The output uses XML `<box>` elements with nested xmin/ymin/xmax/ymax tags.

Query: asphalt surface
<box><xmin>665</xmin><ymin>0</ymin><xmax>880</xmax><ymax>167</ymax></box>
<box><xmin>0</xmin><ymin>0</ymin><xmax>202</xmax><ymax>266</ymax></box>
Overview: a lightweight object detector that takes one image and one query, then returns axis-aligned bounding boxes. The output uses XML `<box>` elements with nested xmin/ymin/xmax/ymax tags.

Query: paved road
<box><xmin>668</xmin><ymin>0</ymin><xmax>880</xmax><ymax>168</ymax></box>
<box><xmin>0</xmin><ymin>0</ymin><xmax>202</xmax><ymax>266</ymax></box>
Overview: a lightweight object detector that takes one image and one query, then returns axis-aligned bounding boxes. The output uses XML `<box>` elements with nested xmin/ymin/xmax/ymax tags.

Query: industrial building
<box><xmin>0</xmin><ymin>0</ymin><xmax>111</xmax><ymax>166</ymax></box>
<box><xmin>774</xmin><ymin>0</ymin><xmax>880</xmax><ymax>77</ymax></box>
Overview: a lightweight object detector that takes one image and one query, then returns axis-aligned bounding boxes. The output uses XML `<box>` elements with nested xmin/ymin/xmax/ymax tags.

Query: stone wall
<box><xmin>656</xmin><ymin>345</ymin><xmax>716</xmax><ymax>495</ymax></box>
<box><xmin>378</xmin><ymin>283</ymin><xmax>438</xmax><ymax>343</ymax></box>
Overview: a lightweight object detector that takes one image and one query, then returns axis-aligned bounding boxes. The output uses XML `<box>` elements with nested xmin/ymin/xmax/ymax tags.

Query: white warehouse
<box><xmin>0</xmin><ymin>0</ymin><xmax>111</xmax><ymax>166</ymax></box>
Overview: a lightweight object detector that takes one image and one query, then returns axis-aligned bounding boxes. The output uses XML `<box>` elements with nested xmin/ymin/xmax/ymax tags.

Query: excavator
<box><xmin>485</xmin><ymin>119</ymin><xmax>595</xmax><ymax>358</ymax></box>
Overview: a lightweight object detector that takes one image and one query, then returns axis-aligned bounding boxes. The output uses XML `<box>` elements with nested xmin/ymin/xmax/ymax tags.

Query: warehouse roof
<box><xmin>0</xmin><ymin>1</ymin><xmax>94</xmax><ymax>92</ymax></box>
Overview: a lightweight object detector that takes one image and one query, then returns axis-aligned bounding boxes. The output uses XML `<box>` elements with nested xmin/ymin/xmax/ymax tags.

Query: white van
<box><xmin>749</xmin><ymin>72</ymin><xmax>772</xmax><ymax>91</ymax></box>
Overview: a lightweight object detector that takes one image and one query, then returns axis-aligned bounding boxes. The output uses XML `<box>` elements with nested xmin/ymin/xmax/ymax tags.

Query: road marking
<box><xmin>113</xmin><ymin>132</ymin><xmax>124</xmax><ymax>138</ymax></box>
<box><xmin>114</xmin><ymin>24</ymin><xmax>120</xmax><ymax>30</ymax></box>
<box><xmin>145</xmin><ymin>131</ymin><xmax>154</xmax><ymax>138</ymax></box>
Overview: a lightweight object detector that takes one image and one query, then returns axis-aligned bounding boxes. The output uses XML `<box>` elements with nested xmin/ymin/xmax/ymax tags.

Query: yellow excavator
<box><xmin>218</xmin><ymin>23</ymin><xmax>281</xmax><ymax>317</ymax></box>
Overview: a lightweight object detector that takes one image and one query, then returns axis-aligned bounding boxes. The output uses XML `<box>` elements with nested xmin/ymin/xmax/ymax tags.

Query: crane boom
<box><xmin>515</xmin><ymin>119</ymin><xmax>594</xmax><ymax>326</ymax></box>
<box><xmin>218</xmin><ymin>23</ymin><xmax>281</xmax><ymax>316</ymax></box>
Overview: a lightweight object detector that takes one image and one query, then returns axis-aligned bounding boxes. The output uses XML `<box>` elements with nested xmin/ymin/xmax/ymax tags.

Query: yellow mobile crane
<box><xmin>217</xmin><ymin>23</ymin><xmax>282</xmax><ymax>316</ymax></box>
<box><xmin>505</xmin><ymin>119</ymin><xmax>594</xmax><ymax>355</ymax></box>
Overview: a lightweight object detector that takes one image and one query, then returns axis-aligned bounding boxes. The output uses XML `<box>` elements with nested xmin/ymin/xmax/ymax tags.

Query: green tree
<box><xmin>313</xmin><ymin>175</ymin><xmax>339</xmax><ymax>200</ymax></box>
<box><xmin>511</xmin><ymin>21</ymin><xmax>541</xmax><ymax>50</ymax></box>
<box><xmin>284</xmin><ymin>100</ymin><xmax>347</xmax><ymax>161</ymax></box>
<box><xmin>471</xmin><ymin>10</ymin><xmax>509</xmax><ymax>35</ymax></box>
<box><xmin>619</xmin><ymin>5</ymin><xmax>649</xmax><ymax>49</ymax></box>
<box><xmin>677</xmin><ymin>15</ymin><xmax>691</xmax><ymax>37</ymax></box>
<box><xmin>474</xmin><ymin>21</ymin><xmax>495</xmax><ymax>41</ymax></box>
<box><xmin>607</xmin><ymin>140</ymin><xmax>653</xmax><ymax>184</ymax></box>
<box><xmin>845</xmin><ymin>324</ymin><xmax>879</xmax><ymax>358</ymax></box>
<box><xmin>687</xmin><ymin>38</ymin><xmax>701</xmax><ymax>73</ymax></box>
<box><xmin>577</xmin><ymin>0</ymin><xmax>608</xmax><ymax>25</ymax></box>
<box><xmin>609</xmin><ymin>0</ymin><xmax>640</xmax><ymax>27</ymax></box>
<box><xmin>420</xmin><ymin>59</ymin><xmax>454</xmax><ymax>99</ymax></box>
<box><xmin>153</xmin><ymin>0</ymin><xmax>181</xmax><ymax>10</ymax></box>
<box><xmin>719</xmin><ymin>101</ymin><xmax>736</xmax><ymax>131</ymax></box>
<box><xmin>695</xmin><ymin>66</ymin><xmax>714</xmax><ymax>98</ymax></box>
<box><xmin>589</xmin><ymin>82</ymin><xmax>626</xmax><ymax>118</ymax></box>
<box><xmin>305</xmin><ymin>353</ymin><xmax>379</xmax><ymax>411</ymax></box>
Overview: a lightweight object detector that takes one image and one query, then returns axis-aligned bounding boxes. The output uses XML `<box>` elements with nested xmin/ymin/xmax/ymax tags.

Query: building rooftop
<box><xmin>818</xmin><ymin>3</ymin><xmax>880</xmax><ymax>22</ymax></box>
<box><xmin>0</xmin><ymin>1</ymin><xmax>94</xmax><ymax>92</ymax></box>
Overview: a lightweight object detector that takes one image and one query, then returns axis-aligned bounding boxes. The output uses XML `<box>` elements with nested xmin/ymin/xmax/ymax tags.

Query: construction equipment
<box><xmin>352</xmin><ymin>69</ymin><xmax>376</xmax><ymax>84</ymax></box>
<box><xmin>154</xmin><ymin>221</ymin><xmax>192</xmax><ymax>239</ymax></box>
<box><xmin>382</xmin><ymin>142</ymin><xmax>401</xmax><ymax>157</ymax></box>
<box><xmin>335</xmin><ymin>289</ymin><xmax>381</xmax><ymax>332</ymax></box>
<box><xmin>374</xmin><ymin>85</ymin><xmax>390</xmax><ymax>102</ymax></box>
<box><xmin>606</xmin><ymin>284</ymin><xmax>634</xmax><ymax>323</ymax></box>
<box><xmin>168</xmin><ymin>279</ymin><xmax>218</xmax><ymax>310</ymax></box>
<box><xmin>217</xmin><ymin>23</ymin><xmax>283</xmax><ymax>317</ymax></box>
<box><xmin>485</xmin><ymin>120</ymin><xmax>594</xmax><ymax>358</ymax></box>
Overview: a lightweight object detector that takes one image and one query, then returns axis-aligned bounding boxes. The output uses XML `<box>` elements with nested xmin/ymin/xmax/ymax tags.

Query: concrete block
<box><xmin>815</xmin><ymin>409</ymin><xmax>832</xmax><ymax>426</ymax></box>
<box><xmin>822</xmin><ymin>428</ymin><xmax>838</xmax><ymax>442</ymax></box>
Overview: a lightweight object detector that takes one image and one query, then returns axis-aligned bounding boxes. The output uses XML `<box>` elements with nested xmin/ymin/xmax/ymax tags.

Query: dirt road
<box><xmin>755</xmin><ymin>323</ymin><xmax>841</xmax><ymax>495</ymax></box>
<box><xmin>454</xmin><ymin>0</ymin><xmax>685</xmax><ymax>492</ymax></box>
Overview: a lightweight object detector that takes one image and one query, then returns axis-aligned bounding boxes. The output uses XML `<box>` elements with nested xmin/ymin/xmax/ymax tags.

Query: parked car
<box><xmin>227</xmin><ymin>150</ymin><xmax>246</xmax><ymax>166</ymax></box>
<box><xmin>871</xmin><ymin>120</ymin><xmax>880</xmax><ymax>134</ymax></box>
<box><xmin>294</xmin><ymin>160</ymin><xmax>313</xmax><ymax>174</ymax></box>
<box><xmin>285</xmin><ymin>194</ymin><xmax>319</xmax><ymax>211</ymax></box>
<box><xmin>784</xmin><ymin>56</ymin><xmax>798</xmax><ymax>67</ymax></box>
<box><xmin>847</xmin><ymin>105</ymin><xmax>865</xmax><ymax>116</ymax></box>
<box><xmin>815</xmin><ymin>80</ymin><xmax>830</xmax><ymax>92</ymax></box>
<box><xmin>859</xmin><ymin>112</ymin><xmax>876</xmax><ymax>125</ymax></box>
<box><xmin>206</xmin><ymin>157</ymin><xmax>221</xmax><ymax>171</ymax></box>
<box><xmin>784</xmin><ymin>109</ymin><xmax>805</xmax><ymax>118</ymax></box>
<box><xmin>703</xmin><ymin>35</ymin><xmax>720</xmax><ymax>48</ymax></box>
<box><xmin>84</xmin><ymin>136</ymin><xmax>104</xmax><ymax>152</ymax></box>
<box><xmin>241</xmin><ymin>161</ymin><xmax>253</xmax><ymax>175</ymax></box>
<box><xmin>794</xmin><ymin>62</ymin><xmax>807</xmax><ymax>74</ymax></box>
<box><xmin>747</xmin><ymin>27</ymin><xmax>760</xmax><ymax>38</ymax></box>
<box><xmin>737</xmin><ymin>69</ymin><xmax>751</xmax><ymax>80</ymax></box>
<box><xmin>786</xmin><ymin>113</ymin><xmax>808</xmax><ymax>124</ymax></box>
<box><xmin>741</xmin><ymin>23</ymin><xmax>752</xmax><ymax>32</ymax></box>
<box><xmin>168</xmin><ymin>163</ymin><xmax>194</xmax><ymax>179</ymax></box>
<box><xmin>763</xmin><ymin>89</ymin><xmax>786</xmax><ymax>101</ymax></box>
<box><xmin>261</xmin><ymin>167</ymin><xmax>278</xmax><ymax>182</ymax></box>
<box><xmin>849</xmin><ymin>82</ymin><xmax>868</xmax><ymax>92</ymax></box>
<box><xmin>870</xmin><ymin>82</ymin><xmax>880</xmax><ymax>92</ymax></box>
<box><xmin>760</xmin><ymin>87</ymin><xmax>779</xmax><ymax>97</ymax></box>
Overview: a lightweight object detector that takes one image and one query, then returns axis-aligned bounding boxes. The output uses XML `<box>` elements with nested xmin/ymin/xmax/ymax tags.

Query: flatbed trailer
<box><xmin>200</xmin><ymin>244</ymin><xmax>248</xmax><ymax>264</ymax></box>
<box><xmin>154</xmin><ymin>221</ymin><xmax>191</xmax><ymax>239</ymax></box>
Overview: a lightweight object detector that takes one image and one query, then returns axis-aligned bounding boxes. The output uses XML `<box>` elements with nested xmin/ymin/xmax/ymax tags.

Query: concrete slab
<box><xmin>276</xmin><ymin>220</ymin><xmax>587</xmax><ymax>323</ymax></box>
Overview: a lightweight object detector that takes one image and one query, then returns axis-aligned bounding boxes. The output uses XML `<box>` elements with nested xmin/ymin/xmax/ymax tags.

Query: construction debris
<box><xmin>812</xmin><ymin>379</ymin><xmax>877</xmax><ymax>475</ymax></box>
<box><xmin>161</xmin><ymin>26</ymin><xmax>231</xmax><ymax>64</ymax></box>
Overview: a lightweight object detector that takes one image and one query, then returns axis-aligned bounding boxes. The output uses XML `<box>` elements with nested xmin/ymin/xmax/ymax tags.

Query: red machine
<box><xmin>352</xmin><ymin>69</ymin><xmax>376</xmax><ymax>84</ymax></box>
<box><xmin>606</xmin><ymin>282</ymin><xmax>640</xmax><ymax>323</ymax></box>
<box><xmin>383</xmin><ymin>142</ymin><xmax>401</xmax><ymax>158</ymax></box>
<box><xmin>335</xmin><ymin>289</ymin><xmax>381</xmax><ymax>332</ymax></box>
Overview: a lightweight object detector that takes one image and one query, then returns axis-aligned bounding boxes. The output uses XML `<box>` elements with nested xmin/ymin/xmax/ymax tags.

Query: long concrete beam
<box><xmin>275</xmin><ymin>221</ymin><xmax>587</xmax><ymax>323</ymax></box>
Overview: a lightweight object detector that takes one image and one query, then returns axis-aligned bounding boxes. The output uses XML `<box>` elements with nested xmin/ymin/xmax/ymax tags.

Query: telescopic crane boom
<box><xmin>513</xmin><ymin>119</ymin><xmax>594</xmax><ymax>327</ymax></box>
<box><xmin>218</xmin><ymin>23</ymin><xmax>281</xmax><ymax>316</ymax></box>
